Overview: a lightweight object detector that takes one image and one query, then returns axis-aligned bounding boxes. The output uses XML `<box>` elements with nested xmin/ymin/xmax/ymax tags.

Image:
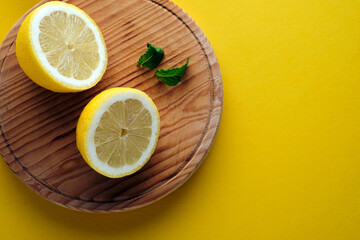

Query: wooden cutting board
<box><xmin>0</xmin><ymin>0</ymin><xmax>222</xmax><ymax>212</ymax></box>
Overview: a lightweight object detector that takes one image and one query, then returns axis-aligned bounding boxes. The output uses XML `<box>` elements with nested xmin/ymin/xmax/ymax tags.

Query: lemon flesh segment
<box><xmin>94</xmin><ymin>99</ymin><xmax>152</xmax><ymax>168</ymax></box>
<box><xmin>39</xmin><ymin>11</ymin><xmax>100</xmax><ymax>80</ymax></box>
<box><xmin>76</xmin><ymin>88</ymin><xmax>160</xmax><ymax>178</ymax></box>
<box><xmin>16</xmin><ymin>2</ymin><xmax>107</xmax><ymax>92</ymax></box>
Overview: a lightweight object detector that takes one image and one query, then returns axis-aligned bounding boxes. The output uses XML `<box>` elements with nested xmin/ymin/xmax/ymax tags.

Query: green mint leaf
<box><xmin>155</xmin><ymin>58</ymin><xmax>189</xmax><ymax>86</ymax></box>
<box><xmin>137</xmin><ymin>43</ymin><xmax>164</xmax><ymax>69</ymax></box>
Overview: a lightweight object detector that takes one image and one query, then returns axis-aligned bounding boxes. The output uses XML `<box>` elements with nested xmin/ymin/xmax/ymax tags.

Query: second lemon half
<box><xmin>76</xmin><ymin>88</ymin><xmax>160</xmax><ymax>178</ymax></box>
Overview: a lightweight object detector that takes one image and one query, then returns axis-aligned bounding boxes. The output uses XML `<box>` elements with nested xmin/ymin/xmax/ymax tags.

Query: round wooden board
<box><xmin>0</xmin><ymin>0</ymin><xmax>222</xmax><ymax>212</ymax></box>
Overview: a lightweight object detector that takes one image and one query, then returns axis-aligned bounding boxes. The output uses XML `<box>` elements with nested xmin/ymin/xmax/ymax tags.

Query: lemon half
<box><xmin>76</xmin><ymin>88</ymin><xmax>160</xmax><ymax>178</ymax></box>
<box><xmin>16</xmin><ymin>1</ymin><xmax>107</xmax><ymax>92</ymax></box>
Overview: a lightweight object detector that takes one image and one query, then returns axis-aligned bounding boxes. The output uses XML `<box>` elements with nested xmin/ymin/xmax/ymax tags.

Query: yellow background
<box><xmin>1</xmin><ymin>0</ymin><xmax>360</xmax><ymax>239</ymax></box>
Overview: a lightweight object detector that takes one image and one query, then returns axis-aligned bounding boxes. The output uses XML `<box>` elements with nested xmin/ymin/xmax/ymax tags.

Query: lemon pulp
<box><xmin>95</xmin><ymin>99</ymin><xmax>153</xmax><ymax>168</ymax></box>
<box><xmin>39</xmin><ymin>11</ymin><xmax>100</xmax><ymax>80</ymax></box>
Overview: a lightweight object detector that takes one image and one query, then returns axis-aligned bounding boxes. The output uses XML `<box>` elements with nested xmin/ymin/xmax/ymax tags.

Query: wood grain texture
<box><xmin>0</xmin><ymin>0</ymin><xmax>223</xmax><ymax>212</ymax></box>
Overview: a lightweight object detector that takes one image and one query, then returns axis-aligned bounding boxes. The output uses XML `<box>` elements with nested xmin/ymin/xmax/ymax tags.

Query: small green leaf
<box><xmin>155</xmin><ymin>58</ymin><xmax>189</xmax><ymax>86</ymax></box>
<box><xmin>137</xmin><ymin>43</ymin><xmax>164</xmax><ymax>69</ymax></box>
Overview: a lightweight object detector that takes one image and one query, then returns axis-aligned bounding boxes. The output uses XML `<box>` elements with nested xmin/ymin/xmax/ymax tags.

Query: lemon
<box><xmin>76</xmin><ymin>88</ymin><xmax>160</xmax><ymax>178</ymax></box>
<box><xmin>16</xmin><ymin>1</ymin><xmax>107</xmax><ymax>92</ymax></box>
